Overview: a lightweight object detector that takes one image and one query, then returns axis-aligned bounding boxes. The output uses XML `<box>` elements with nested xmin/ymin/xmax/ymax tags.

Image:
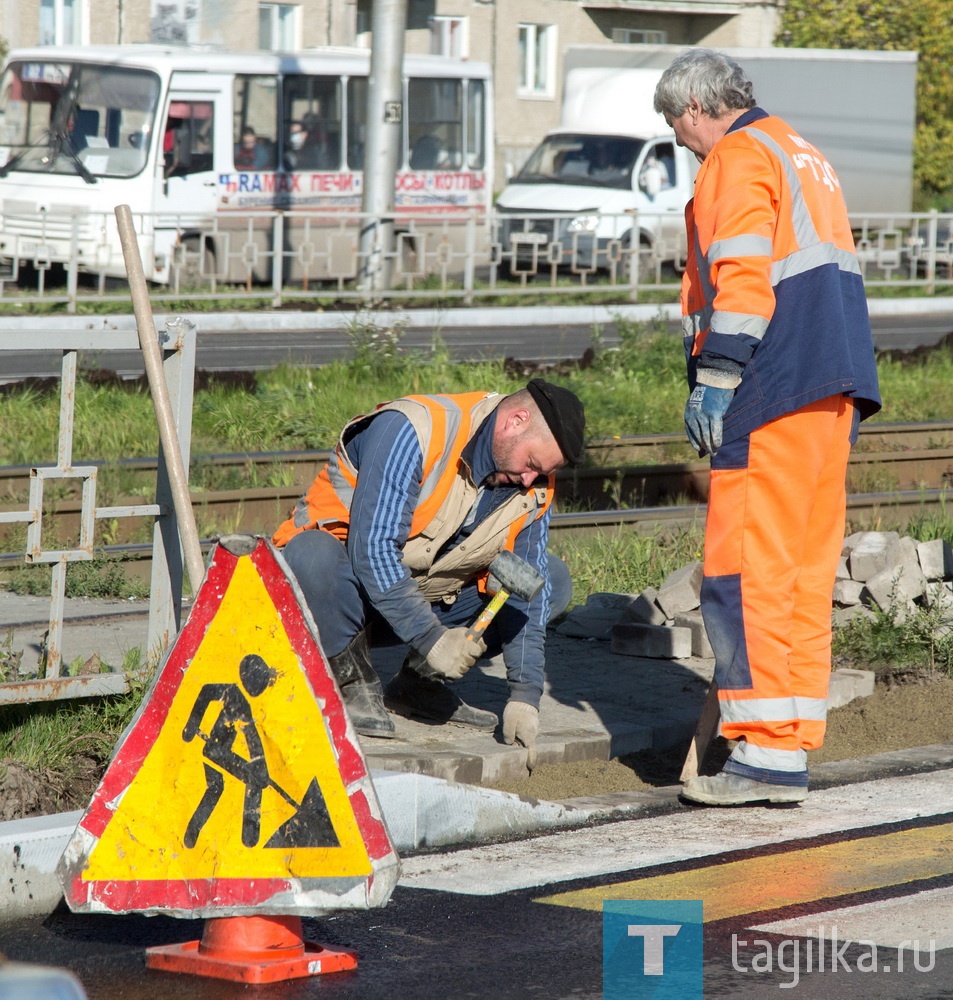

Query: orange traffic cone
<box><xmin>145</xmin><ymin>914</ymin><xmax>358</xmax><ymax>984</ymax></box>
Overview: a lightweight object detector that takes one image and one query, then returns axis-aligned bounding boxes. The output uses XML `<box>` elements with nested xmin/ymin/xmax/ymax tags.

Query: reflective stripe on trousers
<box><xmin>702</xmin><ymin>394</ymin><xmax>856</xmax><ymax>771</ymax></box>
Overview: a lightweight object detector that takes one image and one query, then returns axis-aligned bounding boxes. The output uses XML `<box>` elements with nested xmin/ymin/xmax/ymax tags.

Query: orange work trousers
<box><xmin>702</xmin><ymin>394</ymin><xmax>856</xmax><ymax>784</ymax></box>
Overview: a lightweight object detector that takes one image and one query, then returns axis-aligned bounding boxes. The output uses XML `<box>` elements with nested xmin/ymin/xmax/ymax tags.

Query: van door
<box><xmin>636</xmin><ymin>139</ymin><xmax>693</xmax><ymax>268</ymax></box>
<box><xmin>153</xmin><ymin>75</ymin><xmax>230</xmax><ymax>282</ymax></box>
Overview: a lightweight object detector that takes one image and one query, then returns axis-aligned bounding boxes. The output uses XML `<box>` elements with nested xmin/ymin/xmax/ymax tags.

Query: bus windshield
<box><xmin>0</xmin><ymin>60</ymin><xmax>161</xmax><ymax>181</ymax></box>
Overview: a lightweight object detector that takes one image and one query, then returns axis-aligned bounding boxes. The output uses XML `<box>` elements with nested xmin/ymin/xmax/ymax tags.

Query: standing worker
<box><xmin>654</xmin><ymin>49</ymin><xmax>881</xmax><ymax>806</ymax></box>
<box><xmin>273</xmin><ymin>381</ymin><xmax>585</xmax><ymax>771</ymax></box>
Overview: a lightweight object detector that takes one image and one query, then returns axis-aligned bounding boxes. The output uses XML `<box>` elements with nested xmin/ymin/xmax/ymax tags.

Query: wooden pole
<box><xmin>114</xmin><ymin>204</ymin><xmax>205</xmax><ymax>596</ymax></box>
<box><xmin>679</xmin><ymin>680</ymin><xmax>721</xmax><ymax>782</ymax></box>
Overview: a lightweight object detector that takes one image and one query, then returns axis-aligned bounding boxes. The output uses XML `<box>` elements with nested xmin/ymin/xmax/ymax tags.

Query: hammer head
<box><xmin>487</xmin><ymin>550</ymin><xmax>545</xmax><ymax>602</ymax></box>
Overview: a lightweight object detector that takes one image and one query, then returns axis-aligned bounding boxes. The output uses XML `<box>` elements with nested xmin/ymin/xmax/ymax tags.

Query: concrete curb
<box><xmin>5</xmin><ymin>731</ymin><xmax>945</xmax><ymax>927</ymax></box>
<box><xmin>0</xmin><ymin>296</ymin><xmax>948</xmax><ymax>335</ymax></box>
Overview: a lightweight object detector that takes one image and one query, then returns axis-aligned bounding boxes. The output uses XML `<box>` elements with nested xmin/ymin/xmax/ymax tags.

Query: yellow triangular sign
<box><xmin>58</xmin><ymin>535</ymin><xmax>399</xmax><ymax>917</ymax></box>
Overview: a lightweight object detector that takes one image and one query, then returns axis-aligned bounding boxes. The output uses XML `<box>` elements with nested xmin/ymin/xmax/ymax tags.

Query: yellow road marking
<box><xmin>537</xmin><ymin>822</ymin><xmax>953</xmax><ymax>921</ymax></box>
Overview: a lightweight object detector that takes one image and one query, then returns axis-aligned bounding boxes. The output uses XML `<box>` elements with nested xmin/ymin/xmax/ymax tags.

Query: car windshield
<box><xmin>0</xmin><ymin>60</ymin><xmax>161</xmax><ymax>180</ymax></box>
<box><xmin>513</xmin><ymin>134</ymin><xmax>643</xmax><ymax>190</ymax></box>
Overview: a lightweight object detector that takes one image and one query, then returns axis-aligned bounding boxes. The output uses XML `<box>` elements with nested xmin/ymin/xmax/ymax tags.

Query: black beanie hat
<box><xmin>526</xmin><ymin>378</ymin><xmax>586</xmax><ymax>465</ymax></box>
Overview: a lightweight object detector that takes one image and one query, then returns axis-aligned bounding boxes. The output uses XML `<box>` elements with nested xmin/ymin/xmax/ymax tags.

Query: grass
<box><xmin>0</xmin><ymin>308</ymin><xmax>951</xmax><ymax>811</ymax></box>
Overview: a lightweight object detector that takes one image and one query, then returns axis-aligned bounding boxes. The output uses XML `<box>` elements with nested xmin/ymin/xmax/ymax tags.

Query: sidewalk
<box><xmin>0</xmin><ymin>586</ymin><xmax>886</xmax><ymax>922</ymax></box>
<box><xmin>0</xmin><ymin>587</ymin><xmax>710</xmax><ymax>782</ymax></box>
<box><xmin>0</xmin><ymin>588</ymin><xmax>872</xmax><ymax>785</ymax></box>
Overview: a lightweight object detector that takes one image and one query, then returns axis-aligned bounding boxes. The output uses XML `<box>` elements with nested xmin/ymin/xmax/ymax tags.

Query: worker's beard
<box><xmin>488</xmin><ymin>433</ymin><xmax>526</xmax><ymax>486</ymax></box>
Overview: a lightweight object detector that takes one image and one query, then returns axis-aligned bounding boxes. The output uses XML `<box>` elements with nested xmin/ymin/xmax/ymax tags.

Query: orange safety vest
<box><xmin>273</xmin><ymin>392</ymin><xmax>554</xmax><ymax>601</ymax></box>
<box><xmin>681</xmin><ymin>110</ymin><xmax>880</xmax><ymax>441</ymax></box>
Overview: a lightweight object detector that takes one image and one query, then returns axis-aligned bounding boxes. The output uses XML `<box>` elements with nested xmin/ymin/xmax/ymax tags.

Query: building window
<box><xmin>429</xmin><ymin>16</ymin><xmax>468</xmax><ymax>58</ymax></box>
<box><xmin>39</xmin><ymin>0</ymin><xmax>83</xmax><ymax>45</ymax></box>
<box><xmin>259</xmin><ymin>3</ymin><xmax>299</xmax><ymax>51</ymax></box>
<box><xmin>355</xmin><ymin>3</ymin><xmax>371</xmax><ymax>48</ymax></box>
<box><xmin>612</xmin><ymin>28</ymin><xmax>667</xmax><ymax>44</ymax></box>
<box><xmin>518</xmin><ymin>23</ymin><xmax>555</xmax><ymax>98</ymax></box>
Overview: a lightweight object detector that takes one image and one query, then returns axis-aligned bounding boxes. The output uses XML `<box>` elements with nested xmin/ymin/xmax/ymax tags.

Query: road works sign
<box><xmin>57</xmin><ymin>534</ymin><xmax>399</xmax><ymax>918</ymax></box>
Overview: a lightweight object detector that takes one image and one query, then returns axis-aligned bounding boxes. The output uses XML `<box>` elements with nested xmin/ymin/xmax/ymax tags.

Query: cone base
<box><xmin>146</xmin><ymin>917</ymin><xmax>357</xmax><ymax>984</ymax></box>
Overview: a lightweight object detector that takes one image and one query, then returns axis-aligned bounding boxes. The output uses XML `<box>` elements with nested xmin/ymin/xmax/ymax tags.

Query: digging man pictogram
<box><xmin>182</xmin><ymin>652</ymin><xmax>340</xmax><ymax>850</ymax></box>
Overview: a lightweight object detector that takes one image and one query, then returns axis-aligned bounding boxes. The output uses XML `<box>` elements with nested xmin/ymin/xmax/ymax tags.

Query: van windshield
<box><xmin>513</xmin><ymin>134</ymin><xmax>644</xmax><ymax>190</ymax></box>
<box><xmin>0</xmin><ymin>60</ymin><xmax>161</xmax><ymax>180</ymax></box>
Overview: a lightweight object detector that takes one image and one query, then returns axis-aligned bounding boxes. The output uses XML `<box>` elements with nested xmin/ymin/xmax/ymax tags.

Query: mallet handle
<box><xmin>465</xmin><ymin>588</ymin><xmax>512</xmax><ymax>641</ymax></box>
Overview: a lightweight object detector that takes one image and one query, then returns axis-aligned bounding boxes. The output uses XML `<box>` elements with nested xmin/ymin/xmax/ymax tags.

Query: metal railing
<box><xmin>0</xmin><ymin>207</ymin><xmax>951</xmax><ymax>312</ymax></box>
<box><xmin>0</xmin><ymin>319</ymin><xmax>196</xmax><ymax>703</ymax></box>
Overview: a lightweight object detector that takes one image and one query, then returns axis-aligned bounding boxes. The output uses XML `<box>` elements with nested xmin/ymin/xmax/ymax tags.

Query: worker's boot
<box><xmin>327</xmin><ymin>630</ymin><xmax>396</xmax><ymax>739</ymax></box>
<box><xmin>383</xmin><ymin>652</ymin><xmax>498</xmax><ymax>732</ymax></box>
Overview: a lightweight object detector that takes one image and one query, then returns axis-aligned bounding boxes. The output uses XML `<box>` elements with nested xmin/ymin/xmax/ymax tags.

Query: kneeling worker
<box><xmin>273</xmin><ymin>380</ymin><xmax>586</xmax><ymax>767</ymax></box>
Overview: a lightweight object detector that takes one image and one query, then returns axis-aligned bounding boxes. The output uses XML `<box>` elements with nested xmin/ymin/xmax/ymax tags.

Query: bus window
<box><xmin>282</xmin><ymin>75</ymin><xmax>341</xmax><ymax>170</ymax></box>
<box><xmin>163</xmin><ymin>101</ymin><xmax>213</xmax><ymax>178</ymax></box>
<box><xmin>466</xmin><ymin>79</ymin><xmax>485</xmax><ymax>170</ymax></box>
<box><xmin>233</xmin><ymin>75</ymin><xmax>277</xmax><ymax>170</ymax></box>
<box><xmin>408</xmin><ymin>78</ymin><xmax>462</xmax><ymax>170</ymax></box>
<box><xmin>345</xmin><ymin>77</ymin><xmax>366</xmax><ymax>170</ymax></box>
<box><xmin>0</xmin><ymin>60</ymin><xmax>158</xmax><ymax>178</ymax></box>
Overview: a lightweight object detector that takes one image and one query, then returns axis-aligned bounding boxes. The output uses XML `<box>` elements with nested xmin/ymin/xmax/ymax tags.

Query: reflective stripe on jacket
<box><xmin>681</xmin><ymin>108</ymin><xmax>881</xmax><ymax>442</ymax></box>
<box><xmin>272</xmin><ymin>392</ymin><xmax>554</xmax><ymax>602</ymax></box>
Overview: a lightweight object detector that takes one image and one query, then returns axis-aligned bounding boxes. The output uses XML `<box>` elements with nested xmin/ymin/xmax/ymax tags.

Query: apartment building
<box><xmin>0</xmin><ymin>0</ymin><xmax>780</xmax><ymax>187</ymax></box>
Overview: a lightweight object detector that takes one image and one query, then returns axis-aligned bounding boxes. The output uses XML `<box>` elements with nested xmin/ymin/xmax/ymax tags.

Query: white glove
<box><xmin>425</xmin><ymin>627</ymin><xmax>487</xmax><ymax>681</ymax></box>
<box><xmin>502</xmin><ymin>701</ymin><xmax>540</xmax><ymax>772</ymax></box>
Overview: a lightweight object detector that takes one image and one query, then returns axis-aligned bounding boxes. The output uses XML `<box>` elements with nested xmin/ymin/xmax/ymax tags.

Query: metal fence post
<box><xmin>147</xmin><ymin>317</ymin><xmax>197</xmax><ymax>662</ymax></box>
<box><xmin>272</xmin><ymin>212</ymin><xmax>285</xmax><ymax>307</ymax></box>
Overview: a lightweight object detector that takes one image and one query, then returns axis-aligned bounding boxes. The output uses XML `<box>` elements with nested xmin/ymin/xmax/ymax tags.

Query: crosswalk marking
<box><xmin>399</xmin><ymin>770</ymin><xmax>953</xmax><ymax>896</ymax></box>
<box><xmin>536</xmin><ymin>821</ymin><xmax>953</xmax><ymax>921</ymax></box>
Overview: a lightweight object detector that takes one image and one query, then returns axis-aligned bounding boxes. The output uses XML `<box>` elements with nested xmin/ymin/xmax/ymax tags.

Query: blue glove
<box><xmin>685</xmin><ymin>384</ymin><xmax>735</xmax><ymax>456</ymax></box>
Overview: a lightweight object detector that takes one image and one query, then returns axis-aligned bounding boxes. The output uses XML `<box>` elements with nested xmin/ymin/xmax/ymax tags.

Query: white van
<box><xmin>495</xmin><ymin>61</ymin><xmax>694</xmax><ymax>280</ymax></box>
<box><xmin>495</xmin><ymin>45</ymin><xmax>917</xmax><ymax>281</ymax></box>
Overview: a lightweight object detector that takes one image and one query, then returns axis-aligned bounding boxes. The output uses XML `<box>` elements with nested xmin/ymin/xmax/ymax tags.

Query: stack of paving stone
<box><xmin>833</xmin><ymin>531</ymin><xmax>953</xmax><ymax>629</ymax></box>
<box><xmin>556</xmin><ymin>560</ymin><xmax>713</xmax><ymax>660</ymax></box>
<box><xmin>555</xmin><ymin>532</ymin><xmax>953</xmax><ymax>661</ymax></box>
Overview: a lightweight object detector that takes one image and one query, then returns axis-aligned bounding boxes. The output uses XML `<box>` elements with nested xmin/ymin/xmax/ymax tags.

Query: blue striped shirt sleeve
<box><xmin>346</xmin><ymin>412</ymin><xmax>444</xmax><ymax>652</ymax></box>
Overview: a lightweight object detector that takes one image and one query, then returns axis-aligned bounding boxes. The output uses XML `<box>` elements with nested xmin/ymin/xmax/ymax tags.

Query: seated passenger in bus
<box><xmin>235</xmin><ymin>126</ymin><xmax>272</xmax><ymax>170</ymax></box>
<box><xmin>287</xmin><ymin>116</ymin><xmax>338</xmax><ymax>170</ymax></box>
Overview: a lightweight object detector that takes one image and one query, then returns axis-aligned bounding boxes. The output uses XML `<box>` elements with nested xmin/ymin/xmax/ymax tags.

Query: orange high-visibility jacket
<box><xmin>273</xmin><ymin>392</ymin><xmax>554</xmax><ymax>603</ymax></box>
<box><xmin>682</xmin><ymin>108</ymin><xmax>881</xmax><ymax>441</ymax></box>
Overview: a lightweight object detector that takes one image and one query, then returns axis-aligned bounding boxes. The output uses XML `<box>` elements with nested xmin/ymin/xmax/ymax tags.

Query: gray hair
<box><xmin>653</xmin><ymin>48</ymin><xmax>755</xmax><ymax>120</ymax></box>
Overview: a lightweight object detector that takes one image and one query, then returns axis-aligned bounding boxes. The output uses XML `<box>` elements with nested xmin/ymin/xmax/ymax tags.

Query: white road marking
<box><xmin>399</xmin><ymin>769</ymin><xmax>953</xmax><ymax>895</ymax></box>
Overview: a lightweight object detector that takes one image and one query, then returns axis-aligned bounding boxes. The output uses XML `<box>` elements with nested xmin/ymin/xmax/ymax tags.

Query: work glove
<box><xmin>684</xmin><ymin>383</ymin><xmax>735</xmax><ymax>457</ymax></box>
<box><xmin>425</xmin><ymin>627</ymin><xmax>487</xmax><ymax>681</ymax></box>
<box><xmin>502</xmin><ymin>701</ymin><xmax>540</xmax><ymax>773</ymax></box>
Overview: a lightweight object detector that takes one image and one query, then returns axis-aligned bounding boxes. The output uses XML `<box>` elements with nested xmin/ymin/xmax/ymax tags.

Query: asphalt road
<box><xmin>0</xmin><ymin>308</ymin><xmax>950</xmax><ymax>382</ymax></box>
<box><xmin>3</xmin><ymin>762</ymin><xmax>953</xmax><ymax>999</ymax></box>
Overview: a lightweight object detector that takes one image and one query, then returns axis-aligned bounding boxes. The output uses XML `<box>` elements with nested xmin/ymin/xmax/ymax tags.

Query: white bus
<box><xmin>0</xmin><ymin>46</ymin><xmax>493</xmax><ymax>285</ymax></box>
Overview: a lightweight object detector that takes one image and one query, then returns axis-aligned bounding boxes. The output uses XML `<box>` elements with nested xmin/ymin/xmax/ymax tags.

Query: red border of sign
<box><xmin>64</xmin><ymin>537</ymin><xmax>394</xmax><ymax>913</ymax></box>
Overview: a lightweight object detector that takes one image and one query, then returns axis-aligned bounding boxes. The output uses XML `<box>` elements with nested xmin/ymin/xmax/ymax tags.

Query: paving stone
<box><xmin>610</xmin><ymin>623</ymin><xmax>693</xmax><ymax>659</ymax></box>
<box><xmin>827</xmin><ymin>668</ymin><xmax>876</xmax><ymax>710</ymax></box>
<box><xmin>832</xmin><ymin>604</ymin><xmax>876</xmax><ymax>627</ymax></box>
<box><xmin>835</xmin><ymin>556</ymin><xmax>851</xmax><ymax>580</ymax></box>
<box><xmin>555</xmin><ymin>603</ymin><xmax>621</xmax><ymax>640</ymax></box>
<box><xmin>917</xmin><ymin>538</ymin><xmax>953</xmax><ymax>581</ymax></box>
<box><xmin>623</xmin><ymin>586</ymin><xmax>668</xmax><ymax>626</ymax></box>
<box><xmin>864</xmin><ymin>536</ymin><xmax>926</xmax><ymax>610</ymax></box>
<box><xmin>673</xmin><ymin>610</ymin><xmax>714</xmax><ymax>659</ymax></box>
<box><xmin>833</xmin><ymin>579</ymin><xmax>866</xmax><ymax>607</ymax></box>
<box><xmin>656</xmin><ymin>561</ymin><xmax>702</xmax><ymax>617</ymax></box>
<box><xmin>847</xmin><ymin>531</ymin><xmax>902</xmax><ymax>582</ymax></box>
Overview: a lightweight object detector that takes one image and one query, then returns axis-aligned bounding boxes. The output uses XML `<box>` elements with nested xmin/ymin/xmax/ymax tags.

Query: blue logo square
<box><xmin>603</xmin><ymin>900</ymin><xmax>703</xmax><ymax>999</ymax></box>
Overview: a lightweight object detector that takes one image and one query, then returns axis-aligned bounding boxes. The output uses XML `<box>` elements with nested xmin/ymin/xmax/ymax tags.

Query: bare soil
<box><xmin>487</xmin><ymin>676</ymin><xmax>953</xmax><ymax>801</ymax></box>
<box><xmin>1</xmin><ymin>677</ymin><xmax>951</xmax><ymax>819</ymax></box>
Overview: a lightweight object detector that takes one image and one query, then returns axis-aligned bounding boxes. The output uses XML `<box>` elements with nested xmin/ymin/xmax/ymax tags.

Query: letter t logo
<box><xmin>628</xmin><ymin>924</ymin><xmax>682</xmax><ymax>975</ymax></box>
